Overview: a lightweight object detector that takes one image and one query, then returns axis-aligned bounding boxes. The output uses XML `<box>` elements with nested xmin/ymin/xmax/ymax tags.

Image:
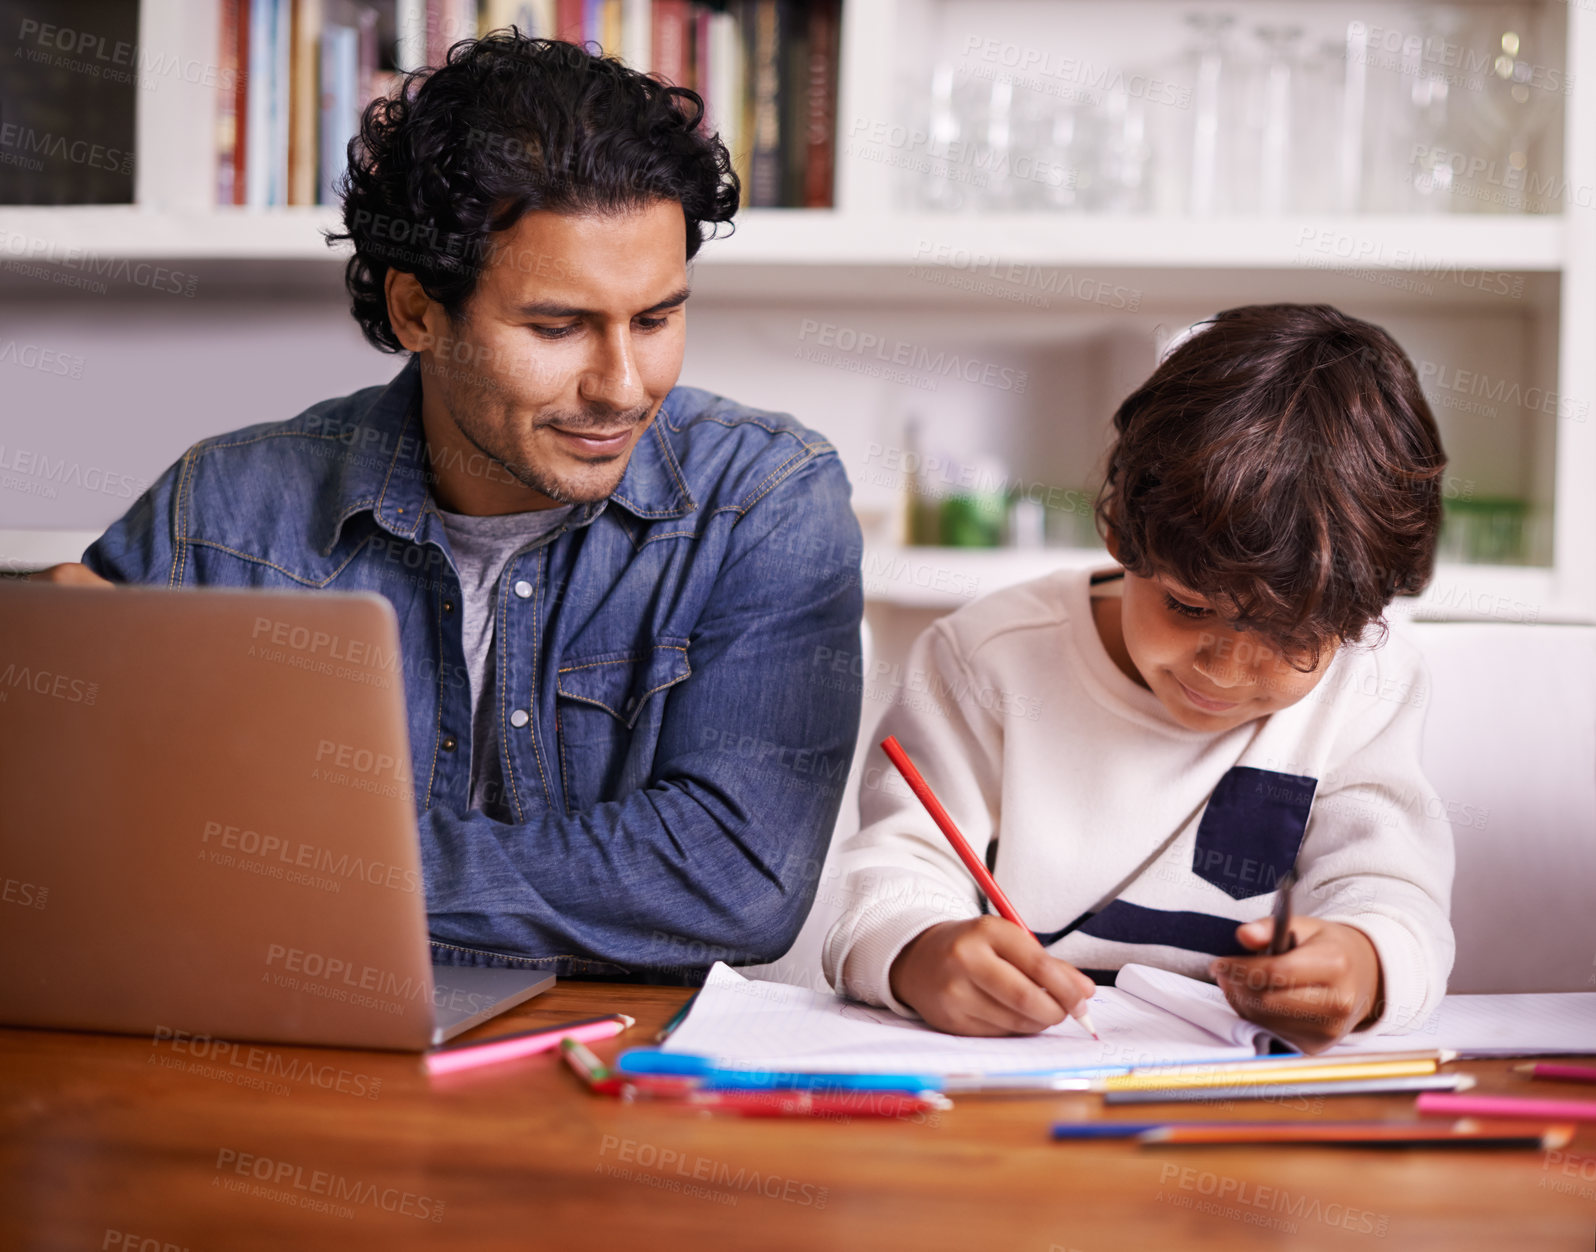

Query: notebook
<box><xmin>661</xmin><ymin>963</ymin><xmax>1596</xmax><ymax>1076</ymax></box>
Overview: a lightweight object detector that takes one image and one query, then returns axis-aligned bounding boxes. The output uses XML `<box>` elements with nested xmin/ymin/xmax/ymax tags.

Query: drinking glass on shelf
<box><xmin>1296</xmin><ymin>38</ymin><xmax>1352</xmax><ymax>212</ymax></box>
<box><xmin>1452</xmin><ymin>4</ymin><xmax>1562</xmax><ymax>214</ymax></box>
<box><xmin>1409</xmin><ymin>6</ymin><xmax>1469</xmax><ymax>214</ymax></box>
<box><xmin>1159</xmin><ymin>12</ymin><xmax>1242</xmax><ymax>217</ymax></box>
<box><xmin>916</xmin><ymin>63</ymin><xmax>967</xmax><ymax>213</ymax></box>
<box><xmin>1088</xmin><ymin>83</ymin><xmax>1154</xmax><ymax>214</ymax></box>
<box><xmin>977</xmin><ymin>76</ymin><xmax>1018</xmax><ymax>212</ymax></box>
<box><xmin>1359</xmin><ymin>4</ymin><xmax>1462</xmax><ymax>214</ymax></box>
<box><xmin>1008</xmin><ymin>86</ymin><xmax>1086</xmax><ymax>212</ymax></box>
<box><xmin>1248</xmin><ymin>24</ymin><xmax>1304</xmax><ymax>215</ymax></box>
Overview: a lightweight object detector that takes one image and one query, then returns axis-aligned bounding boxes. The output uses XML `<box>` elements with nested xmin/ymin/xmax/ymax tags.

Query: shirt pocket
<box><xmin>554</xmin><ymin>640</ymin><xmax>691</xmax><ymax>813</ymax></box>
<box><xmin>1192</xmin><ymin>766</ymin><xmax>1318</xmax><ymax>900</ymax></box>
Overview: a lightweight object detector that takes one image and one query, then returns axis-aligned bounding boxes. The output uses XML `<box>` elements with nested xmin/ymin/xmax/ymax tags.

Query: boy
<box><xmin>822</xmin><ymin>304</ymin><xmax>1454</xmax><ymax>1052</ymax></box>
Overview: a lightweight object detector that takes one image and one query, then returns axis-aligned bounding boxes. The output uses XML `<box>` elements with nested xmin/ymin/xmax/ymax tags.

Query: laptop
<box><xmin>0</xmin><ymin>581</ymin><xmax>553</xmax><ymax>1050</ymax></box>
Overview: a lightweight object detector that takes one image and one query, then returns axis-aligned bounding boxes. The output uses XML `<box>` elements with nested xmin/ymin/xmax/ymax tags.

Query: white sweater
<box><xmin>822</xmin><ymin>567</ymin><xmax>1456</xmax><ymax>1035</ymax></box>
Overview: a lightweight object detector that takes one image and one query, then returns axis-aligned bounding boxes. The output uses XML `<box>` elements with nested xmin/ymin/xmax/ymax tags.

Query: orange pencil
<box><xmin>880</xmin><ymin>735</ymin><xmax>1099</xmax><ymax>1040</ymax></box>
<box><xmin>1138</xmin><ymin>1119</ymin><xmax>1574</xmax><ymax>1149</ymax></box>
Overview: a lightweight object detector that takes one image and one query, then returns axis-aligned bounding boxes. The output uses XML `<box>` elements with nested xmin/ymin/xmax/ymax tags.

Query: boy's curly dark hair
<box><xmin>325</xmin><ymin>32</ymin><xmax>740</xmax><ymax>353</ymax></box>
<box><xmin>1095</xmin><ymin>304</ymin><xmax>1447</xmax><ymax>664</ymax></box>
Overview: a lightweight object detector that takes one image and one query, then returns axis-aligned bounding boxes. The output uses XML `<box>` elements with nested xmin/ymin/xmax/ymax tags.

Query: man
<box><xmin>33</xmin><ymin>34</ymin><xmax>864</xmax><ymax>981</ymax></box>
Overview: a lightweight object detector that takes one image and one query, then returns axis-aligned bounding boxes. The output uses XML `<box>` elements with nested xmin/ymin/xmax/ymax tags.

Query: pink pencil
<box><xmin>1417</xmin><ymin>1091</ymin><xmax>1596</xmax><ymax>1122</ymax></box>
<box><xmin>425</xmin><ymin>1014</ymin><xmax>635</xmax><ymax>1076</ymax></box>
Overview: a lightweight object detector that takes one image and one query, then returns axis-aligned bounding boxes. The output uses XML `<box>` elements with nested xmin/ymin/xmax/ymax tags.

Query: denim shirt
<box><xmin>84</xmin><ymin>357</ymin><xmax>865</xmax><ymax>979</ymax></box>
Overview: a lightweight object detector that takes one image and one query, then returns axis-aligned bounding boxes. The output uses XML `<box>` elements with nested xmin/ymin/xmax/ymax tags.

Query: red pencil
<box><xmin>1515</xmin><ymin>1062</ymin><xmax>1596</xmax><ymax>1085</ymax></box>
<box><xmin>879</xmin><ymin>735</ymin><xmax>1099</xmax><ymax>1040</ymax></box>
<box><xmin>679</xmin><ymin>1090</ymin><xmax>951</xmax><ymax>1119</ymax></box>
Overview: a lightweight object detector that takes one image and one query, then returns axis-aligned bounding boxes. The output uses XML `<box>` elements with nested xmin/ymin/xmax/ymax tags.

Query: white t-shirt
<box><xmin>433</xmin><ymin>501</ymin><xmax>574</xmax><ymax>817</ymax></box>
<box><xmin>822</xmin><ymin>566</ymin><xmax>1455</xmax><ymax>1035</ymax></box>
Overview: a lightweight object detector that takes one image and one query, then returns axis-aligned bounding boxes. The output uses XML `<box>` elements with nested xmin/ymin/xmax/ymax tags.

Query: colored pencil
<box><xmin>678</xmin><ymin>1090</ymin><xmax>952</xmax><ymax>1118</ymax></box>
<box><xmin>425</xmin><ymin>1013</ymin><xmax>634</xmax><ymax>1076</ymax></box>
<box><xmin>1104</xmin><ymin>1072</ymin><xmax>1475</xmax><ymax>1104</ymax></box>
<box><xmin>1417</xmin><ymin>1091</ymin><xmax>1596</xmax><ymax>1122</ymax></box>
<box><xmin>1052</xmin><ymin>1122</ymin><xmax>1166</xmax><ymax>1139</ymax></box>
<box><xmin>654</xmin><ymin>994</ymin><xmax>697</xmax><ymax>1043</ymax></box>
<box><xmin>1515</xmin><ymin>1062</ymin><xmax>1596</xmax><ymax>1085</ymax></box>
<box><xmin>1266</xmin><ymin>868</ymin><xmax>1298</xmax><ymax>955</ymax></box>
<box><xmin>1138</xmin><ymin>1121</ymin><xmax>1574</xmax><ymax>1149</ymax></box>
<box><xmin>562</xmin><ymin>1038</ymin><xmax>709</xmax><ymax>1099</ymax></box>
<box><xmin>560</xmin><ymin>1038</ymin><xmax>948</xmax><ymax>1115</ymax></box>
<box><xmin>560</xmin><ymin>1036</ymin><xmax>613</xmax><ymax>1084</ymax></box>
<box><xmin>617</xmin><ymin>1048</ymin><xmax>941</xmax><ymax>1093</ymax></box>
<box><xmin>880</xmin><ymin>734</ymin><xmax>1099</xmax><ymax>1041</ymax></box>
<box><xmin>1100</xmin><ymin>1057</ymin><xmax>1438</xmax><ymax>1093</ymax></box>
<box><xmin>1127</xmin><ymin>1049</ymin><xmax>1456</xmax><ymax>1077</ymax></box>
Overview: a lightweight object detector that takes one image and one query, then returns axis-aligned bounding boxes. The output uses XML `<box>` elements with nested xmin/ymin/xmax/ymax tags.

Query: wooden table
<box><xmin>2</xmin><ymin>982</ymin><xmax>1592</xmax><ymax>1251</ymax></box>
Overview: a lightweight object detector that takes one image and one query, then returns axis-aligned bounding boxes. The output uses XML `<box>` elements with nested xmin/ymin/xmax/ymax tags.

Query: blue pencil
<box><xmin>616</xmin><ymin>1048</ymin><xmax>941</xmax><ymax>1093</ymax></box>
<box><xmin>1051</xmin><ymin>1123</ymin><xmax>1164</xmax><ymax>1140</ymax></box>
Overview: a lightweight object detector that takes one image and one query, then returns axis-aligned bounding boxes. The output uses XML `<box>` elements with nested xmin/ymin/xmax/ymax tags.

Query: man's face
<box><xmin>1118</xmin><ymin>569</ymin><xmax>1334</xmax><ymax>732</ymax></box>
<box><xmin>402</xmin><ymin>200</ymin><xmax>690</xmax><ymax>512</ymax></box>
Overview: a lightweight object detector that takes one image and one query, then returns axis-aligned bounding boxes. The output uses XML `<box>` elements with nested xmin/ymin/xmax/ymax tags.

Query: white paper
<box><xmin>664</xmin><ymin>964</ymin><xmax>1596</xmax><ymax>1075</ymax></box>
<box><xmin>1324</xmin><ymin>990</ymin><xmax>1596</xmax><ymax>1058</ymax></box>
<box><xmin>1114</xmin><ymin>962</ymin><xmax>1267</xmax><ymax>1049</ymax></box>
<box><xmin>662</xmin><ymin>964</ymin><xmax>1255</xmax><ymax>1076</ymax></box>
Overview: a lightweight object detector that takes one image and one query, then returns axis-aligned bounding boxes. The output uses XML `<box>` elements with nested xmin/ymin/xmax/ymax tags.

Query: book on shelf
<box><xmin>318</xmin><ymin>20</ymin><xmax>360</xmax><ymax>204</ymax></box>
<box><xmin>0</xmin><ymin>0</ymin><xmax>137</xmax><ymax>205</ymax></box>
<box><xmin>290</xmin><ymin>0</ymin><xmax>323</xmax><ymax>205</ymax></box>
<box><xmin>215</xmin><ymin>0</ymin><xmax>840</xmax><ymax>209</ymax></box>
<box><xmin>801</xmin><ymin>0</ymin><xmax>840</xmax><ymax>209</ymax></box>
<box><xmin>744</xmin><ymin>0</ymin><xmax>780</xmax><ymax>208</ymax></box>
<box><xmin>216</xmin><ymin>0</ymin><xmax>241</xmax><ymax>205</ymax></box>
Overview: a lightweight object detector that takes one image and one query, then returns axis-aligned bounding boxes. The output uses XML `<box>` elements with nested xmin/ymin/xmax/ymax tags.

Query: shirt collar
<box><xmin>320</xmin><ymin>360</ymin><xmax>696</xmax><ymax>555</ymax></box>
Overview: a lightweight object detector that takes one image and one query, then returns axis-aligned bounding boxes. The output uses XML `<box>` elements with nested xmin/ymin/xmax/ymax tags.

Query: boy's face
<box><xmin>1117</xmin><ymin>569</ymin><xmax>1333</xmax><ymax>732</ymax></box>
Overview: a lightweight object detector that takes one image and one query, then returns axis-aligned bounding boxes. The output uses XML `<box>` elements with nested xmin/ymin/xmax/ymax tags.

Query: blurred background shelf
<box><xmin>859</xmin><ymin>544</ymin><xmax>1558</xmax><ymax>620</ymax></box>
<box><xmin>2</xmin><ymin>0</ymin><xmax>1592</xmax><ymax>628</ymax></box>
<box><xmin>0</xmin><ymin>203</ymin><xmax>1567</xmax><ymax>275</ymax></box>
<box><xmin>0</xmin><ymin>526</ymin><xmax>1563</xmax><ymax>627</ymax></box>
<box><xmin>0</xmin><ymin>204</ymin><xmax>1568</xmax><ymax>261</ymax></box>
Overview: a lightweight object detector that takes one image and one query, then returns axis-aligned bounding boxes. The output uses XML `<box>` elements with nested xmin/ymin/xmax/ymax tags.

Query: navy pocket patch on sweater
<box><xmin>1191</xmin><ymin>766</ymin><xmax>1318</xmax><ymax>900</ymax></box>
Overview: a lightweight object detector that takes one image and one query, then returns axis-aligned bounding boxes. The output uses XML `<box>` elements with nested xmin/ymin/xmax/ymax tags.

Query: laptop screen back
<box><xmin>0</xmin><ymin>583</ymin><xmax>437</xmax><ymax>1050</ymax></box>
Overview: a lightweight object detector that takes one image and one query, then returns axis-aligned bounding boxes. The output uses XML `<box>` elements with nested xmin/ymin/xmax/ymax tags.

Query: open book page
<box><xmin>1113</xmin><ymin>963</ymin><xmax>1269</xmax><ymax>1050</ymax></box>
<box><xmin>1106</xmin><ymin>964</ymin><xmax>1596</xmax><ymax>1058</ymax></box>
<box><xmin>661</xmin><ymin>964</ymin><xmax>1256</xmax><ymax>1076</ymax></box>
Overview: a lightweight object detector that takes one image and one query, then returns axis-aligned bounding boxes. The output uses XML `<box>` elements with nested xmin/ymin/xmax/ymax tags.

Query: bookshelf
<box><xmin>1</xmin><ymin>0</ymin><xmax>1592</xmax><ymax>629</ymax></box>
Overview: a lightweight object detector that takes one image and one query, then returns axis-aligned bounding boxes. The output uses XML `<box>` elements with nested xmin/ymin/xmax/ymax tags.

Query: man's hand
<box><xmin>1210</xmin><ymin>915</ymin><xmax>1383</xmax><ymax>1053</ymax></box>
<box><xmin>25</xmin><ymin>562</ymin><xmax>111</xmax><ymax>587</ymax></box>
<box><xmin>888</xmin><ymin>914</ymin><xmax>1096</xmax><ymax>1037</ymax></box>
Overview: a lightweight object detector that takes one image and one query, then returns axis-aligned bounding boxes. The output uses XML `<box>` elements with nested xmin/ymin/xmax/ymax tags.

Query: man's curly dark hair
<box><xmin>325</xmin><ymin>32</ymin><xmax>740</xmax><ymax>353</ymax></box>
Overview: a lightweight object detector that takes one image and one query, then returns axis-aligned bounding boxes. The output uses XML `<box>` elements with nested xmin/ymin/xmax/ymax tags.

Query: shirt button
<box><xmin>509</xmin><ymin>709</ymin><xmax>530</xmax><ymax>729</ymax></box>
<box><xmin>442</xmin><ymin>600</ymin><xmax>455</xmax><ymax>614</ymax></box>
<box><xmin>513</xmin><ymin>580</ymin><xmax>533</xmax><ymax>599</ymax></box>
<box><xmin>441</xmin><ymin>735</ymin><xmax>458</xmax><ymax>752</ymax></box>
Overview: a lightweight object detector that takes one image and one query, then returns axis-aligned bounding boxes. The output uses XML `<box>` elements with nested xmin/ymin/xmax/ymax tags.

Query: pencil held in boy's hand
<box><xmin>1211</xmin><ymin>915</ymin><xmax>1384</xmax><ymax>1054</ymax></box>
<box><xmin>889</xmin><ymin>915</ymin><xmax>1097</xmax><ymax>1037</ymax></box>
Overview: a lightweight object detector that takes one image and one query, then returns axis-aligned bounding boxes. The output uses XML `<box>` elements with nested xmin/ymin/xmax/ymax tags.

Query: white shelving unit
<box><xmin>3</xmin><ymin>0</ymin><xmax>1592</xmax><ymax>627</ymax></box>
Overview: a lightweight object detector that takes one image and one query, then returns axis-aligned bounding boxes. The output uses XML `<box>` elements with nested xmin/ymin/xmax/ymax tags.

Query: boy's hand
<box><xmin>1210</xmin><ymin>916</ymin><xmax>1383</xmax><ymax>1054</ymax></box>
<box><xmin>888</xmin><ymin>915</ymin><xmax>1096</xmax><ymax>1037</ymax></box>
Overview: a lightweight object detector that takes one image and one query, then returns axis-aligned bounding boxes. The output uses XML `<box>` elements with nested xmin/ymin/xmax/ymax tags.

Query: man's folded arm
<box><xmin>80</xmin><ymin>451</ymin><xmax>187</xmax><ymax>585</ymax></box>
<box><xmin>419</xmin><ymin>457</ymin><xmax>865</xmax><ymax>970</ymax></box>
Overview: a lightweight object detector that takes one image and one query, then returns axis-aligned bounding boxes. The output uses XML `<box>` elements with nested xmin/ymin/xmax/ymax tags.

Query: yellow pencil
<box><xmin>1099</xmin><ymin>1057</ymin><xmax>1438</xmax><ymax>1093</ymax></box>
<box><xmin>1132</xmin><ymin>1049</ymin><xmax>1454</xmax><ymax>1075</ymax></box>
